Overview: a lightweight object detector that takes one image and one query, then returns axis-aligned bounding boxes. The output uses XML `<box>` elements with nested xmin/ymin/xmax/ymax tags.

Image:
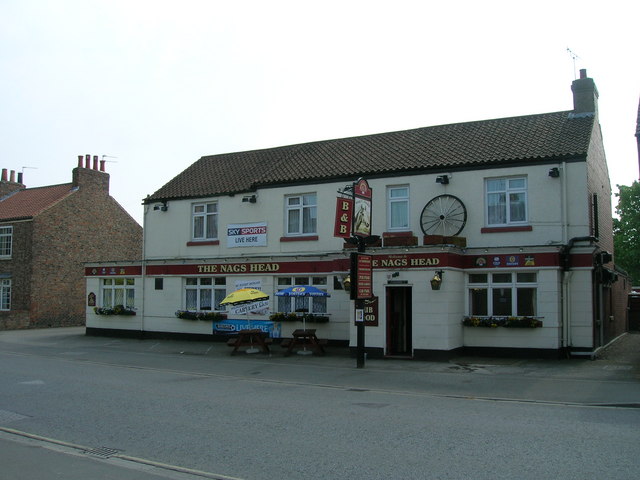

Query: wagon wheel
<box><xmin>420</xmin><ymin>194</ymin><xmax>467</xmax><ymax>237</ymax></box>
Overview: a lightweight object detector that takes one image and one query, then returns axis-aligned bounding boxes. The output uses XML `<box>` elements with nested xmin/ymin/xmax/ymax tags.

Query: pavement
<box><xmin>1</xmin><ymin>327</ymin><xmax>639</xmax><ymax>480</ymax></box>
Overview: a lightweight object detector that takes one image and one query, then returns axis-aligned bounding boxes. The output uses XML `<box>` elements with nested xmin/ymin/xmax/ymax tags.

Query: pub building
<box><xmin>85</xmin><ymin>71</ymin><xmax>630</xmax><ymax>358</ymax></box>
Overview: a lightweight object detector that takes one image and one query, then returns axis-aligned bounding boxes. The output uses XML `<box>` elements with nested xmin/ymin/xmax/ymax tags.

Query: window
<box><xmin>388</xmin><ymin>186</ymin><xmax>409</xmax><ymax>230</ymax></box>
<box><xmin>0</xmin><ymin>226</ymin><xmax>12</xmax><ymax>257</ymax></box>
<box><xmin>286</xmin><ymin>194</ymin><xmax>317</xmax><ymax>235</ymax></box>
<box><xmin>0</xmin><ymin>279</ymin><xmax>10</xmax><ymax>310</ymax></box>
<box><xmin>486</xmin><ymin>177</ymin><xmax>527</xmax><ymax>226</ymax></box>
<box><xmin>102</xmin><ymin>278</ymin><xmax>135</xmax><ymax>309</ymax></box>
<box><xmin>185</xmin><ymin>277</ymin><xmax>226</xmax><ymax>311</ymax></box>
<box><xmin>468</xmin><ymin>272</ymin><xmax>537</xmax><ymax>317</ymax></box>
<box><xmin>276</xmin><ymin>277</ymin><xmax>327</xmax><ymax>313</ymax></box>
<box><xmin>192</xmin><ymin>202</ymin><xmax>218</xmax><ymax>240</ymax></box>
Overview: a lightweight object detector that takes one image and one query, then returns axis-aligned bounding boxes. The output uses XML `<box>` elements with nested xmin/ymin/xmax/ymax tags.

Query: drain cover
<box><xmin>83</xmin><ymin>446</ymin><xmax>120</xmax><ymax>458</ymax></box>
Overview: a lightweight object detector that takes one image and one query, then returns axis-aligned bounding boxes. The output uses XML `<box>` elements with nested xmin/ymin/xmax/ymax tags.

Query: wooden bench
<box><xmin>226</xmin><ymin>330</ymin><xmax>273</xmax><ymax>354</ymax></box>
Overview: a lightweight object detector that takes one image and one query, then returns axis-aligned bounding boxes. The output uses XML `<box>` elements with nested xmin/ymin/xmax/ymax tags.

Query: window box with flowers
<box><xmin>175</xmin><ymin>310</ymin><xmax>227</xmax><ymax>321</ymax></box>
<box><xmin>269</xmin><ymin>312</ymin><xmax>300</xmax><ymax>322</ymax></box>
<box><xmin>94</xmin><ymin>305</ymin><xmax>136</xmax><ymax>316</ymax></box>
<box><xmin>462</xmin><ymin>316</ymin><xmax>543</xmax><ymax>328</ymax></box>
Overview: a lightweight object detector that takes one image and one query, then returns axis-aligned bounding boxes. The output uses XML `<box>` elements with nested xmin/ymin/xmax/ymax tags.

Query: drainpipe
<box><xmin>560</xmin><ymin>236</ymin><xmax>596</xmax><ymax>354</ymax></box>
<box><xmin>140</xmin><ymin>204</ymin><xmax>148</xmax><ymax>337</ymax></box>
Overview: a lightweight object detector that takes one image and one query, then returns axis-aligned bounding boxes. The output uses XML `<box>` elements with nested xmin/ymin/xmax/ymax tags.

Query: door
<box><xmin>386</xmin><ymin>286</ymin><xmax>412</xmax><ymax>356</ymax></box>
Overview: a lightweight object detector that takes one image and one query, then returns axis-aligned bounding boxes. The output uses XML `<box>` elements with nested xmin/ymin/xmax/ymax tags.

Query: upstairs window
<box><xmin>387</xmin><ymin>186</ymin><xmax>409</xmax><ymax>231</ymax></box>
<box><xmin>0</xmin><ymin>226</ymin><xmax>12</xmax><ymax>257</ymax></box>
<box><xmin>192</xmin><ymin>202</ymin><xmax>218</xmax><ymax>240</ymax></box>
<box><xmin>486</xmin><ymin>177</ymin><xmax>527</xmax><ymax>226</ymax></box>
<box><xmin>286</xmin><ymin>194</ymin><xmax>317</xmax><ymax>235</ymax></box>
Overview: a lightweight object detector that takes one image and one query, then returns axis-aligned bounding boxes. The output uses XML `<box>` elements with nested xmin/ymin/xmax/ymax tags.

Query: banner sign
<box><xmin>353</xmin><ymin>179</ymin><xmax>372</xmax><ymax>238</ymax></box>
<box><xmin>213</xmin><ymin>319</ymin><xmax>280</xmax><ymax>337</ymax></box>
<box><xmin>227</xmin><ymin>222</ymin><xmax>267</xmax><ymax>248</ymax></box>
<box><xmin>334</xmin><ymin>197</ymin><xmax>353</xmax><ymax>238</ymax></box>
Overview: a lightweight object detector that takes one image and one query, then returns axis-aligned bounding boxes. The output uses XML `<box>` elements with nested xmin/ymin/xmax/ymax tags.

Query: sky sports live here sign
<box><xmin>227</xmin><ymin>222</ymin><xmax>267</xmax><ymax>248</ymax></box>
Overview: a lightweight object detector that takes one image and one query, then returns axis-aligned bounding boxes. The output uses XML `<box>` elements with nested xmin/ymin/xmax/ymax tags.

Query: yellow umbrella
<box><xmin>219</xmin><ymin>288</ymin><xmax>269</xmax><ymax>306</ymax></box>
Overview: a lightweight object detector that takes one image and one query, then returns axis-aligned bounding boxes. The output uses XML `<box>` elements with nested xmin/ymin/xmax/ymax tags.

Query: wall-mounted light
<box><xmin>242</xmin><ymin>194</ymin><xmax>257</xmax><ymax>203</ymax></box>
<box><xmin>430</xmin><ymin>270</ymin><xmax>444</xmax><ymax>290</ymax></box>
<box><xmin>153</xmin><ymin>201</ymin><xmax>168</xmax><ymax>212</ymax></box>
<box><xmin>548</xmin><ymin>167</ymin><xmax>560</xmax><ymax>178</ymax></box>
<box><xmin>342</xmin><ymin>275</ymin><xmax>351</xmax><ymax>293</ymax></box>
<box><xmin>435</xmin><ymin>175</ymin><xmax>450</xmax><ymax>185</ymax></box>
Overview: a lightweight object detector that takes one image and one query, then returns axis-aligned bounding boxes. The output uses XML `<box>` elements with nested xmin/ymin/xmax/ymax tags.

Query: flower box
<box><xmin>175</xmin><ymin>310</ymin><xmax>227</xmax><ymax>321</ymax></box>
<box><xmin>462</xmin><ymin>316</ymin><xmax>543</xmax><ymax>328</ymax></box>
<box><xmin>94</xmin><ymin>305</ymin><xmax>136</xmax><ymax>316</ymax></box>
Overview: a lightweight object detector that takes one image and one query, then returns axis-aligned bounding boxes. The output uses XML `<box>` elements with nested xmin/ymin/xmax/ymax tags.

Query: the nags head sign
<box><xmin>227</xmin><ymin>222</ymin><xmax>267</xmax><ymax>248</ymax></box>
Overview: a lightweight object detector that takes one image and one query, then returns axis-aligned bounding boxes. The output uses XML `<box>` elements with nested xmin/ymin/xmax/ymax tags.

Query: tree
<box><xmin>613</xmin><ymin>181</ymin><xmax>640</xmax><ymax>284</ymax></box>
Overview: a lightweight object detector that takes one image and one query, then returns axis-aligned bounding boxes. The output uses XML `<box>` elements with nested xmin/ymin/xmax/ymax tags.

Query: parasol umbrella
<box><xmin>219</xmin><ymin>288</ymin><xmax>270</xmax><ymax>354</ymax></box>
<box><xmin>276</xmin><ymin>286</ymin><xmax>330</xmax><ymax>354</ymax></box>
<box><xmin>219</xmin><ymin>288</ymin><xmax>269</xmax><ymax>306</ymax></box>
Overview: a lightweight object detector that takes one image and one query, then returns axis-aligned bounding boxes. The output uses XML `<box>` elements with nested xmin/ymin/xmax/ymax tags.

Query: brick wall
<box><xmin>25</xmin><ymin>166</ymin><xmax>141</xmax><ymax>328</ymax></box>
<box><xmin>0</xmin><ymin>221</ymin><xmax>33</xmax><ymax>329</ymax></box>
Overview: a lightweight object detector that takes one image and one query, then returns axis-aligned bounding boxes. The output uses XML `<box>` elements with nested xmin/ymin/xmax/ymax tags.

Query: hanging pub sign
<box><xmin>333</xmin><ymin>197</ymin><xmax>353</xmax><ymax>238</ymax></box>
<box><xmin>353</xmin><ymin>178</ymin><xmax>372</xmax><ymax>238</ymax></box>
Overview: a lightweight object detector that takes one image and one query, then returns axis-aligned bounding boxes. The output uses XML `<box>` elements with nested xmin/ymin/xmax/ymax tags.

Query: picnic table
<box><xmin>281</xmin><ymin>329</ymin><xmax>327</xmax><ymax>356</ymax></box>
<box><xmin>227</xmin><ymin>329</ymin><xmax>272</xmax><ymax>355</ymax></box>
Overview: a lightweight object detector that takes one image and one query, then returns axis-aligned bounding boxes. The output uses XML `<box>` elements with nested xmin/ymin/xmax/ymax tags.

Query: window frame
<box><xmin>467</xmin><ymin>271</ymin><xmax>537</xmax><ymax>317</ymax></box>
<box><xmin>101</xmin><ymin>278</ymin><xmax>135</xmax><ymax>309</ymax></box>
<box><xmin>387</xmin><ymin>185</ymin><xmax>410</xmax><ymax>231</ymax></box>
<box><xmin>485</xmin><ymin>176</ymin><xmax>528</xmax><ymax>226</ymax></box>
<box><xmin>0</xmin><ymin>226</ymin><xmax>13</xmax><ymax>258</ymax></box>
<box><xmin>192</xmin><ymin>202</ymin><xmax>219</xmax><ymax>241</ymax></box>
<box><xmin>285</xmin><ymin>193</ymin><xmax>317</xmax><ymax>236</ymax></box>
<box><xmin>184</xmin><ymin>277</ymin><xmax>227</xmax><ymax>312</ymax></box>
<box><xmin>0</xmin><ymin>278</ymin><xmax>10</xmax><ymax>310</ymax></box>
<box><xmin>276</xmin><ymin>276</ymin><xmax>328</xmax><ymax>314</ymax></box>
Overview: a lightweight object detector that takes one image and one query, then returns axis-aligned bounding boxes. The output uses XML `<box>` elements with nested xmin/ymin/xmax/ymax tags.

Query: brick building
<box><xmin>0</xmin><ymin>155</ymin><xmax>142</xmax><ymax>329</ymax></box>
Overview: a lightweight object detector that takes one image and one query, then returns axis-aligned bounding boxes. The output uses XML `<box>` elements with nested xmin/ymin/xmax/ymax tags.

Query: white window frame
<box><xmin>101</xmin><ymin>278</ymin><xmax>135</xmax><ymax>309</ymax></box>
<box><xmin>387</xmin><ymin>185</ymin><xmax>410</xmax><ymax>231</ymax></box>
<box><xmin>285</xmin><ymin>193</ymin><xmax>317</xmax><ymax>236</ymax></box>
<box><xmin>467</xmin><ymin>272</ymin><xmax>537</xmax><ymax>317</ymax></box>
<box><xmin>276</xmin><ymin>276</ymin><xmax>327</xmax><ymax>314</ymax></box>
<box><xmin>0</xmin><ymin>278</ymin><xmax>10</xmax><ymax>310</ymax></box>
<box><xmin>192</xmin><ymin>202</ymin><xmax>218</xmax><ymax>241</ymax></box>
<box><xmin>0</xmin><ymin>226</ymin><xmax>12</xmax><ymax>258</ymax></box>
<box><xmin>184</xmin><ymin>277</ymin><xmax>227</xmax><ymax>311</ymax></box>
<box><xmin>485</xmin><ymin>177</ymin><xmax>528</xmax><ymax>226</ymax></box>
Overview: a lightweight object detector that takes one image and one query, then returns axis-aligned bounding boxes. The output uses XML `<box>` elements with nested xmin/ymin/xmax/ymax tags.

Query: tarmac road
<box><xmin>1</xmin><ymin>328</ymin><xmax>639</xmax><ymax>480</ymax></box>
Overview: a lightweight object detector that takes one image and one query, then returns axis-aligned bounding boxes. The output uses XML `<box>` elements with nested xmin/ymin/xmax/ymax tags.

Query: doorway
<box><xmin>386</xmin><ymin>286</ymin><xmax>412</xmax><ymax>357</ymax></box>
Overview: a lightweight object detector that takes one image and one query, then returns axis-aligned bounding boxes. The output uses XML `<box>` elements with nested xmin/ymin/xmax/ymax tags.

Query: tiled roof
<box><xmin>0</xmin><ymin>183</ymin><xmax>74</xmax><ymax>221</ymax></box>
<box><xmin>147</xmin><ymin>110</ymin><xmax>595</xmax><ymax>202</ymax></box>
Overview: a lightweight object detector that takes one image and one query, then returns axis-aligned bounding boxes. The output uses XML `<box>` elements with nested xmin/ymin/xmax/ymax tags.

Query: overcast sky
<box><xmin>1</xmin><ymin>0</ymin><xmax>638</xmax><ymax>225</ymax></box>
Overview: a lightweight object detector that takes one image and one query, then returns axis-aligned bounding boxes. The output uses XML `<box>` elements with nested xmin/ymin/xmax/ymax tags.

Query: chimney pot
<box><xmin>580</xmin><ymin>68</ymin><xmax>587</xmax><ymax>79</ymax></box>
<box><xmin>85</xmin><ymin>154</ymin><xmax>91</xmax><ymax>169</ymax></box>
<box><xmin>10</xmin><ymin>170</ymin><xmax>15</xmax><ymax>182</ymax></box>
<box><xmin>100</xmin><ymin>160</ymin><xmax>106</xmax><ymax>172</ymax></box>
<box><xmin>78</xmin><ymin>155</ymin><xmax>84</xmax><ymax>168</ymax></box>
<box><xmin>93</xmin><ymin>155</ymin><xmax>99</xmax><ymax>170</ymax></box>
<box><xmin>17</xmin><ymin>172</ymin><xmax>23</xmax><ymax>184</ymax></box>
<box><xmin>1</xmin><ymin>169</ymin><xmax>7</xmax><ymax>182</ymax></box>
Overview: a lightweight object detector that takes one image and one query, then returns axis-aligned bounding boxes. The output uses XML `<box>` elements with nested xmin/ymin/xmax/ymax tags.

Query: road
<box><xmin>1</xmin><ymin>328</ymin><xmax>639</xmax><ymax>480</ymax></box>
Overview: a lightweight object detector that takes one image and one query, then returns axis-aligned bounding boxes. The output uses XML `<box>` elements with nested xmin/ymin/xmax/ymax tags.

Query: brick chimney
<box><xmin>72</xmin><ymin>154</ymin><xmax>110</xmax><ymax>195</ymax></box>
<box><xmin>0</xmin><ymin>168</ymin><xmax>26</xmax><ymax>197</ymax></box>
<box><xmin>571</xmin><ymin>68</ymin><xmax>599</xmax><ymax>115</ymax></box>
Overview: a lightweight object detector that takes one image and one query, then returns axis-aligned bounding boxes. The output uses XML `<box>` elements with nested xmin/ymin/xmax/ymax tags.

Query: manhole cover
<box><xmin>83</xmin><ymin>447</ymin><xmax>120</xmax><ymax>458</ymax></box>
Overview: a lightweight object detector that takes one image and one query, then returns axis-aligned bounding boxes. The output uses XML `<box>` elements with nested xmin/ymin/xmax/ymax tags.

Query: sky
<box><xmin>1</xmin><ymin>0</ymin><xmax>638</xmax><ymax>226</ymax></box>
